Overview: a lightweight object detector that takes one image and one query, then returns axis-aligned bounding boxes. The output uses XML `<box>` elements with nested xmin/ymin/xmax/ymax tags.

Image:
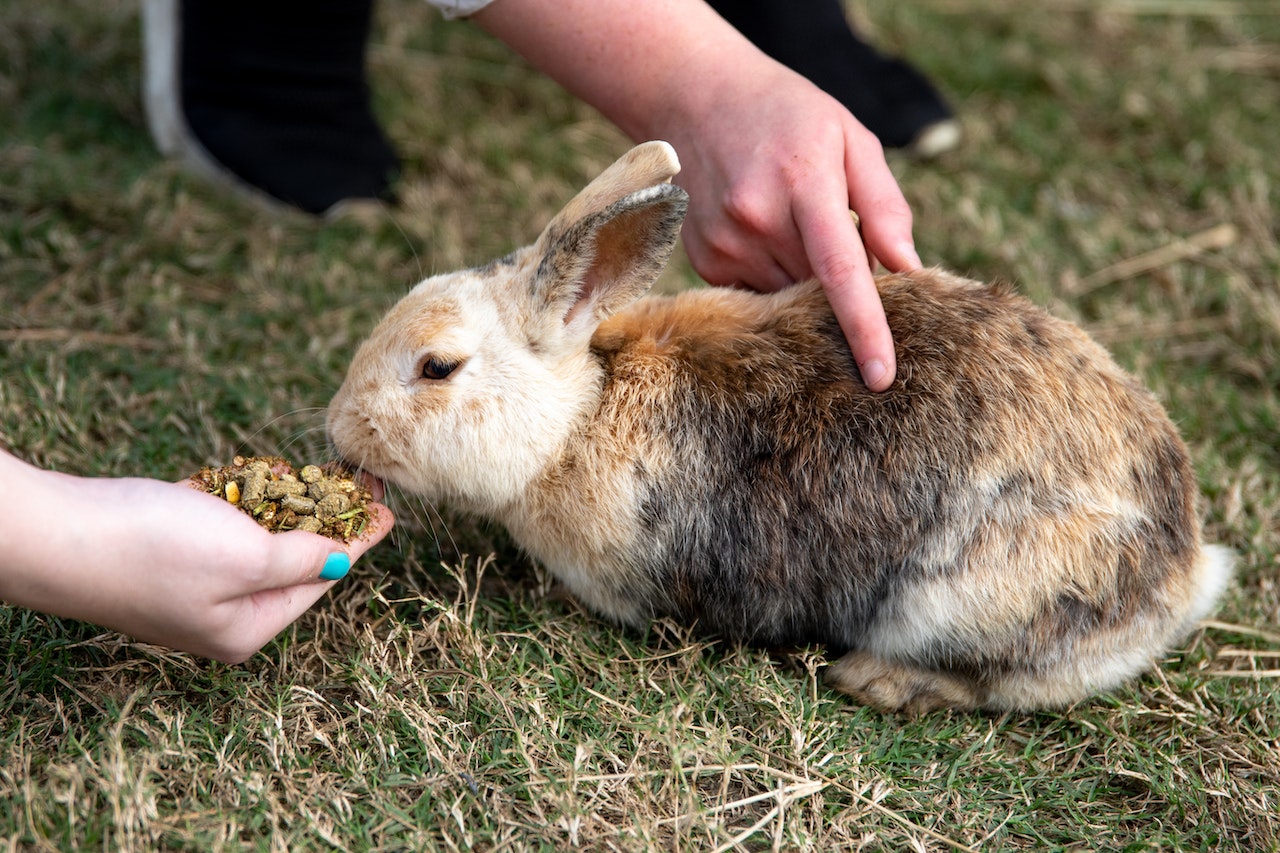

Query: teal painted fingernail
<box><xmin>320</xmin><ymin>552</ymin><xmax>350</xmax><ymax>581</ymax></box>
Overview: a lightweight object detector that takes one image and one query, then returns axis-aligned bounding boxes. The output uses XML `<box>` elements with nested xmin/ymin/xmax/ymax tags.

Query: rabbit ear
<box><xmin>530</xmin><ymin>143</ymin><xmax>688</xmax><ymax>343</ymax></box>
<box><xmin>546</xmin><ymin>141</ymin><xmax>683</xmax><ymax>230</ymax></box>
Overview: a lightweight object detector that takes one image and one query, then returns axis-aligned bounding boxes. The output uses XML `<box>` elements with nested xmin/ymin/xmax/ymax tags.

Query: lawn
<box><xmin>2</xmin><ymin>0</ymin><xmax>1278</xmax><ymax>849</ymax></box>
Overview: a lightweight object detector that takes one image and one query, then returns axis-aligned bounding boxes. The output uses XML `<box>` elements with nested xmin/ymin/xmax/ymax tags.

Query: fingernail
<box><xmin>320</xmin><ymin>552</ymin><xmax>350</xmax><ymax>581</ymax></box>
<box><xmin>861</xmin><ymin>359</ymin><xmax>888</xmax><ymax>390</ymax></box>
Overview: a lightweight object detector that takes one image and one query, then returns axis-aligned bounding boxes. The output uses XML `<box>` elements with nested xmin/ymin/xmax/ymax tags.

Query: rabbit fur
<box><xmin>328</xmin><ymin>141</ymin><xmax>1232</xmax><ymax>713</ymax></box>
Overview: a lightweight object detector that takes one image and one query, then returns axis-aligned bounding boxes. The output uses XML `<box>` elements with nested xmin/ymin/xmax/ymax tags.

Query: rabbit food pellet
<box><xmin>191</xmin><ymin>456</ymin><xmax>374</xmax><ymax>542</ymax></box>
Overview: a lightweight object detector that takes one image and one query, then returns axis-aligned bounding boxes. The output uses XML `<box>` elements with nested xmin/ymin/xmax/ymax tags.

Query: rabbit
<box><xmin>327</xmin><ymin>141</ymin><xmax>1233</xmax><ymax>714</ymax></box>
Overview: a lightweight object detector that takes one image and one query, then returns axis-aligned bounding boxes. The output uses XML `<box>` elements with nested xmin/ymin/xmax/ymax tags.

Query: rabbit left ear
<box><xmin>548</xmin><ymin>140</ymin><xmax>683</xmax><ymax>228</ymax></box>
<box><xmin>530</xmin><ymin>177</ymin><xmax>689</xmax><ymax>343</ymax></box>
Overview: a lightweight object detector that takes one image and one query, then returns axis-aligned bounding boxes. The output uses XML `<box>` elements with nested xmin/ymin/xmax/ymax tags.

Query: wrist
<box><xmin>0</xmin><ymin>451</ymin><xmax>92</xmax><ymax>618</ymax></box>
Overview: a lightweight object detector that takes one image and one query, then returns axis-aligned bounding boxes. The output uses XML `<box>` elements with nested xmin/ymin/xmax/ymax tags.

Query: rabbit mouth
<box><xmin>327</xmin><ymin>454</ymin><xmax>390</xmax><ymax>501</ymax></box>
<box><xmin>352</xmin><ymin>469</ymin><xmax>386</xmax><ymax>502</ymax></box>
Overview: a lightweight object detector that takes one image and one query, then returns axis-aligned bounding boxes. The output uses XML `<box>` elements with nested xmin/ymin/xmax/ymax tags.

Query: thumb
<box><xmin>202</xmin><ymin>505</ymin><xmax>395</xmax><ymax>664</ymax></box>
<box><xmin>265</xmin><ymin>531</ymin><xmax>353</xmax><ymax>590</ymax></box>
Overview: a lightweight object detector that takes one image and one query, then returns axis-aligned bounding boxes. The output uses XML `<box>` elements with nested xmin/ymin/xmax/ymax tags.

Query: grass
<box><xmin>2</xmin><ymin>0</ymin><xmax>1278</xmax><ymax>849</ymax></box>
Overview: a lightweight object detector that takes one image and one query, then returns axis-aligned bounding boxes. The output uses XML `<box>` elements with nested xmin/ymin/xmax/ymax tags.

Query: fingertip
<box><xmin>865</xmin><ymin>236</ymin><xmax>922</xmax><ymax>274</ymax></box>
<box><xmin>898</xmin><ymin>242</ymin><xmax>924</xmax><ymax>271</ymax></box>
<box><xmin>353</xmin><ymin>470</ymin><xmax>385</xmax><ymax>502</ymax></box>
<box><xmin>342</xmin><ymin>502</ymin><xmax>395</xmax><ymax>566</ymax></box>
<box><xmin>365</xmin><ymin>502</ymin><xmax>396</xmax><ymax>540</ymax></box>
<box><xmin>859</xmin><ymin>356</ymin><xmax>897</xmax><ymax>392</ymax></box>
<box><xmin>860</xmin><ymin>358</ymin><xmax>888</xmax><ymax>391</ymax></box>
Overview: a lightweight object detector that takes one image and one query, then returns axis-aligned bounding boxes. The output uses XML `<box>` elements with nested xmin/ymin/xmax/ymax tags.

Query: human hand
<box><xmin>662</xmin><ymin>62</ymin><xmax>922</xmax><ymax>391</ymax></box>
<box><xmin>0</xmin><ymin>451</ymin><xmax>393</xmax><ymax>663</ymax></box>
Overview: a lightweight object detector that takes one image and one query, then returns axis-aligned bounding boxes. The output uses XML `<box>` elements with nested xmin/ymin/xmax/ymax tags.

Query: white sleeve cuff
<box><xmin>425</xmin><ymin>0</ymin><xmax>497</xmax><ymax>20</ymax></box>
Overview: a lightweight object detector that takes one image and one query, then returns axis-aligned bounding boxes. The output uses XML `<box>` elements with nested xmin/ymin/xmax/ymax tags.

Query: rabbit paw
<box><xmin>826</xmin><ymin>650</ymin><xmax>986</xmax><ymax>714</ymax></box>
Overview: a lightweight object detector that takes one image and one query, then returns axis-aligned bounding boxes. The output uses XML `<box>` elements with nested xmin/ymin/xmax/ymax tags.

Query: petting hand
<box><xmin>661</xmin><ymin>61</ymin><xmax>922</xmax><ymax>392</ymax></box>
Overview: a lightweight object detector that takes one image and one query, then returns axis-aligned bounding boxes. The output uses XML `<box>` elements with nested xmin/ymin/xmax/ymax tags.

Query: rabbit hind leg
<box><xmin>825</xmin><ymin>650</ymin><xmax>986</xmax><ymax>715</ymax></box>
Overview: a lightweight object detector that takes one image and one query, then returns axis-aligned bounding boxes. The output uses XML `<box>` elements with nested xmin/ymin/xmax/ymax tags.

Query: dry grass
<box><xmin>2</xmin><ymin>0</ymin><xmax>1278</xmax><ymax>850</ymax></box>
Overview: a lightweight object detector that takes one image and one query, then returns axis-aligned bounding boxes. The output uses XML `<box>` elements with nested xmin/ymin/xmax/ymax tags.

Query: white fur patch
<box><xmin>1187</xmin><ymin>543</ymin><xmax>1235</xmax><ymax>626</ymax></box>
<box><xmin>864</xmin><ymin>482</ymin><xmax>1150</xmax><ymax>662</ymax></box>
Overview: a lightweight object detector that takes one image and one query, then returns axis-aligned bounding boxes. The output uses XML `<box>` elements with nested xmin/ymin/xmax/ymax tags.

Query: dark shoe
<box><xmin>142</xmin><ymin>0</ymin><xmax>398</xmax><ymax>217</ymax></box>
<box><xmin>707</xmin><ymin>0</ymin><xmax>960</xmax><ymax>157</ymax></box>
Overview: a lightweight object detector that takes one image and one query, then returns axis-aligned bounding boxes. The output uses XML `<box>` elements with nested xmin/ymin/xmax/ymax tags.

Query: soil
<box><xmin>191</xmin><ymin>456</ymin><xmax>375</xmax><ymax>543</ymax></box>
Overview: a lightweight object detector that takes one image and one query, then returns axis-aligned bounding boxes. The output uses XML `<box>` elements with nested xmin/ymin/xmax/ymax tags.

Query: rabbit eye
<box><xmin>420</xmin><ymin>357</ymin><xmax>459</xmax><ymax>381</ymax></box>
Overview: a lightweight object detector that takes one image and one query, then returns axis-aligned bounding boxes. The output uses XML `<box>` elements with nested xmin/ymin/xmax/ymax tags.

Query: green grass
<box><xmin>3</xmin><ymin>0</ymin><xmax>1279</xmax><ymax>849</ymax></box>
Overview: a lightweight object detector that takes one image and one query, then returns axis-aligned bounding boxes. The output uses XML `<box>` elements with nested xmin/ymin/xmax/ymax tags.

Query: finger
<box><xmin>264</xmin><ymin>531</ymin><xmax>354</xmax><ymax>590</ymax></box>
<box><xmin>849</xmin><ymin>209</ymin><xmax>881</xmax><ymax>272</ymax></box>
<box><xmin>844</xmin><ymin>129</ymin><xmax>922</xmax><ymax>274</ymax></box>
<box><xmin>360</xmin><ymin>472</ymin><xmax>386</xmax><ymax>503</ymax></box>
<box><xmin>680</xmin><ymin>181</ymin><xmax>808</xmax><ymax>292</ymax></box>
<box><xmin>244</xmin><ymin>581</ymin><xmax>336</xmax><ymax>642</ymax></box>
<box><xmin>685</xmin><ymin>230</ymin><xmax>796</xmax><ymax>293</ymax></box>
<box><xmin>347</xmin><ymin>502</ymin><xmax>395</xmax><ymax>561</ymax></box>
<box><xmin>260</xmin><ymin>501</ymin><xmax>394</xmax><ymax>590</ymax></box>
<box><xmin>206</xmin><ymin>513</ymin><xmax>394</xmax><ymax>664</ymax></box>
<box><xmin>793</xmin><ymin>195</ymin><xmax>896</xmax><ymax>391</ymax></box>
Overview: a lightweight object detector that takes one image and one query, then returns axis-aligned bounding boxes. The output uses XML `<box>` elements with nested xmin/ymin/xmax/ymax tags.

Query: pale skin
<box><xmin>475</xmin><ymin>0</ymin><xmax>921</xmax><ymax>390</ymax></box>
<box><xmin>0</xmin><ymin>449</ymin><xmax>394</xmax><ymax>663</ymax></box>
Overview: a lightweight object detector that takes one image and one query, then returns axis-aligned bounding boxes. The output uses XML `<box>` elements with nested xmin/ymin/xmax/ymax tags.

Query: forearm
<box><xmin>472</xmin><ymin>0</ymin><xmax>765</xmax><ymax>143</ymax></box>
<box><xmin>0</xmin><ymin>450</ymin><xmax>106</xmax><ymax>621</ymax></box>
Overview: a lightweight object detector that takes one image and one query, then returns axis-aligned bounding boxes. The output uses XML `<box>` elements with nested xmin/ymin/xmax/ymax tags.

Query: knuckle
<box><xmin>232</xmin><ymin>558</ymin><xmax>273</xmax><ymax>591</ymax></box>
<box><xmin>721</xmin><ymin>186</ymin><xmax>774</xmax><ymax>235</ymax></box>
<box><xmin>811</xmin><ymin>249</ymin><xmax>864</xmax><ymax>292</ymax></box>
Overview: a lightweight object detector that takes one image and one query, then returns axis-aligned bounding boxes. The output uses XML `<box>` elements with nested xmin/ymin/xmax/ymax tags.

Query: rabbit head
<box><xmin>326</xmin><ymin>141</ymin><xmax>689</xmax><ymax>513</ymax></box>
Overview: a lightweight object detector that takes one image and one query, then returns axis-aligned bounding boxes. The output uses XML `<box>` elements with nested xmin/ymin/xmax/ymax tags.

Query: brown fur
<box><xmin>511</xmin><ymin>272</ymin><xmax>1215</xmax><ymax>711</ymax></box>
